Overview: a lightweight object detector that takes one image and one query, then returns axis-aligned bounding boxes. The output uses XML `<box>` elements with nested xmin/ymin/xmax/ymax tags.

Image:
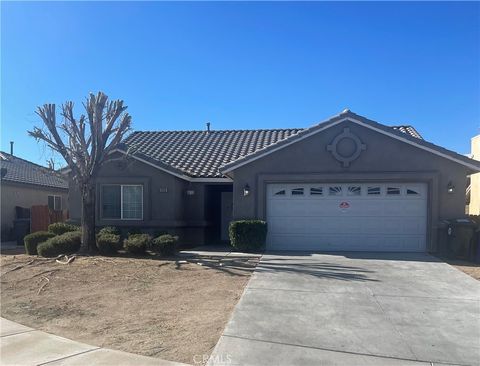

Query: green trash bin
<box><xmin>446</xmin><ymin>218</ymin><xmax>477</xmax><ymax>260</ymax></box>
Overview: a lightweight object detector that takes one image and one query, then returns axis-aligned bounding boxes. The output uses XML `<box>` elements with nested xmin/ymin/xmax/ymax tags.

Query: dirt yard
<box><xmin>443</xmin><ymin>258</ymin><xmax>480</xmax><ymax>280</ymax></box>
<box><xmin>0</xmin><ymin>252</ymin><xmax>258</xmax><ymax>364</ymax></box>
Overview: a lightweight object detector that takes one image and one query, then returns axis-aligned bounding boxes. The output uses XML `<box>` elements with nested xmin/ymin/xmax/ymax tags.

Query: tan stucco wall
<box><xmin>469</xmin><ymin>135</ymin><xmax>480</xmax><ymax>215</ymax></box>
<box><xmin>1</xmin><ymin>182</ymin><xmax>68</xmax><ymax>232</ymax></box>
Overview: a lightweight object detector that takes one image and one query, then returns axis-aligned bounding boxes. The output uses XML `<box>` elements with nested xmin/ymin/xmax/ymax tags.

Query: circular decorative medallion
<box><xmin>327</xmin><ymin>128</ymin><xmax>366</xmax><ymax>167</ymax></box>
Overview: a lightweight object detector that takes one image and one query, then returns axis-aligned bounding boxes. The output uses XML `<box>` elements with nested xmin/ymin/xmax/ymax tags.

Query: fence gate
<box><xmin>30</xmin><ymin>205</ymin><xmax>68</xmax><ymax>232</ymax></box>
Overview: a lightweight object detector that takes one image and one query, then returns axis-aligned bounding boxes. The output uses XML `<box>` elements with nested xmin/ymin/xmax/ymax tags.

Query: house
<box><xmin>0</xmin><ymin>151</ymin><xmax>68</xmax><ymax>240</ymax></box>
<box><xmin>467</xmin><ymin>134</ymin><xmax>480</xmax><ymax>215</ymax></box>
<box><xmin>68</xmin><ymin>110</ymin><xmax>480</xmax><ymax>252</ymax></box>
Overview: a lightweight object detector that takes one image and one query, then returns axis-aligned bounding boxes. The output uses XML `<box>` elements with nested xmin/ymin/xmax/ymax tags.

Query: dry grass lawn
<box><xmin>0</xmin><ymin>252</ymin><xmax>258</xmax><ymax>364</ymax></box>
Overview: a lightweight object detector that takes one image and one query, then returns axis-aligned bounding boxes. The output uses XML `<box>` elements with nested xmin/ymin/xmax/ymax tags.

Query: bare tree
<box><xmin>29</xmin><ymin>92</ymin><xmax>132</xmax><ymax>252</ymax></box>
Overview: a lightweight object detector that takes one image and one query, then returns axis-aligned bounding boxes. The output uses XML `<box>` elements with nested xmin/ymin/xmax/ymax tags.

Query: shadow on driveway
<box><xmin>256</xmin><ymin>259</ymin><xmax>379</xmax><ymax>282</ymax></box>
<box><xmin>265</xmin><ymin>250</ymin><xmax>441</xmax><ymax>262</ymax></box>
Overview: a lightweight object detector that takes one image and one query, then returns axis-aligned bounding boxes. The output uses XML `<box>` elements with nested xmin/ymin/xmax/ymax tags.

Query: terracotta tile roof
<box><xmin>121</xmin><ymin>123</ymin><xmax>423</xmax><ymax>178</ymax></box>
<box><xmin>0</xmin><ymin>152</ymin><xmax>68</xmax><ymax>189</ymax></box>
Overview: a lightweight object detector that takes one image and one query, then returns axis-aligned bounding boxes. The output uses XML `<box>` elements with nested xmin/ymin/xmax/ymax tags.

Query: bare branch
<box><xmin>29</xmin><ymin>91</ymin><xmax>133</xmax><ymax>252</ymax></box>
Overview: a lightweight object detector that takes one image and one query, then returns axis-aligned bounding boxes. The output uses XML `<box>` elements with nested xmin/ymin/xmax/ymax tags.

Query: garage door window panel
<box><xmin>347</xmin><ymin>186</ymin><xmax>361</xmax><ymax>196</ymax></box>
<box><xmin>329</xmin><ymin>186</ymin><xmax>342</xmax><ymax>196</ymax></box>
<box><xmin>387</xmin><ymin>187</ymin><xmax>401</xmax><ymax>195</ymax></box>
<box><xmin>291</xmin><ymin>188</ymin><xmax>304</xmax><ymax>196</ymax></box>
<box><xmin>367</xmin><ymin>186</ymin><xmax>381</xmax><ymax>195</ymax></box>
<box><xmin>407</xmin><ymin>188</ymin><xmax>420</xmax><ymax>196</ymax></box>
<box><xmin>310</xmin><ymin>187</ymin><xmax>323</xmax><ymax>196</ymax></box>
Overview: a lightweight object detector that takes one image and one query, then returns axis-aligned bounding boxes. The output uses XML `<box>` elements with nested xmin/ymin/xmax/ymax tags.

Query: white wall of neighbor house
<box><xmin>0</xmin><ymin>183</ymin><xmax>68</xmax><ymax>232</ymax></box>
<box><xmin>469</xmin><ymin>134</ymin><xmax>480</xmax><ymax>215</ymax></box>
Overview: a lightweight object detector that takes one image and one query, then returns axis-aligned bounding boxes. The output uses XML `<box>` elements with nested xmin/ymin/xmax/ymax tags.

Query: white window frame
<box><xmin>48</xmin><ymin>195</ymin><xmax>62</xmax><ymax>211</ymax></box>
<box><xmin>101</xmin><ymin>184</ymin><xmax>143</xmax><ymax>220</ymax></box>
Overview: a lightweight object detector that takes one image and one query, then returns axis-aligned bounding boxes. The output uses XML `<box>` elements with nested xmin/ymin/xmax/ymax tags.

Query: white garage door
<box><xmin>266</xmin><ymin>183</ymin><xmax>427</xmax><ymax>252</ymax></box>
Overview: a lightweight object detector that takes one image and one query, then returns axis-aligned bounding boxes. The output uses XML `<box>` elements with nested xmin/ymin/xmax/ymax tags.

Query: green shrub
<box><xmin>152</xmin><ymin>234</ymin><xmax>178</xmax><ymax>256</ymax></box>
<box><xmin>153</xmin><ymin>229</ymin><xmax>169</xmax><ymax>237</ymax></box>
<box><xmin>96</xmin><ymin>233</ymin><xmax>120</xmax><ymax>255</ymax></box>
<box><xmin>64</xmin><ymin>219</ymin><xmax>81</xmax><ymax>227</ymax></box>
<box><xmin>37</xmin><ymin>231</ymin><xmax>82</xmax><ymax>257</ymax></box>
<box><xmin>127</xmin><ymin>227</ymin><xmax>142</xmax><ymax>236</ymax></box>
<box><xmin>98</xmin><ymin>226</ymin><xmax>119</xmax><ymax>236</ymax></box>
<box><xmin>24</xmin><ymin>231</ymin><xmax>56</xmax><ymax>255</ymax></box>
<box><xmin>48</xmin><ymin>222</ymin><xmax>80</xmax><ymax>235</ymax></box>
<box><xmin>123</xmin><ymin>234</ymin><xmax>151</xmax><ymax>255</ymax></box>
<box><xmin>229</xmin><ymin>220</ymin><xmax>267</xmax><ymax>252</ymax></box>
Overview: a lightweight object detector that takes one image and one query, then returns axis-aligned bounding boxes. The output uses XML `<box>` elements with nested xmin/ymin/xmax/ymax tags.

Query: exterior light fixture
<box><xmin>243</xmin><ymin>184</ymin><xmax>250</xmax><ymax>197</ymax></box>
<box><xmin>447</xmin><ymin>182</ymin><xmax>455</xmax><ymax>194</ymax></box>
<box><xmin>186</xmin><ymin>189</ymin><xmax>195</xmax><ymax>196</ymax></box>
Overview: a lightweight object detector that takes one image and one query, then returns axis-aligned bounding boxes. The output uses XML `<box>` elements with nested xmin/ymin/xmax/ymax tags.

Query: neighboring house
<box><xmin>468</xmin><ymin>134</ymin><xmax>480</xmax><ymax>215</ymax></box>
<box><xmin>69</xmin><ymin>110</ymin><xmax>480</xmax><ymax>252</ymax></box>
<box><xmin>0</xmin><ymin>151</ymin><xmax>68</xmax><ymax>239</ymax></box>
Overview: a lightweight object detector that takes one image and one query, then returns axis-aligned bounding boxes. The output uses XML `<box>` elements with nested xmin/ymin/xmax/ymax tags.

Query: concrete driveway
<box><xmin>209</xmin><ymin>252</ymin><xmax>480</xmax><ymax>366</ymax></box>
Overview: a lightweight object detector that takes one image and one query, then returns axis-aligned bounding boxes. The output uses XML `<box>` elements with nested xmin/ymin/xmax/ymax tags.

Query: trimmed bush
<box><xmin>24</xmin><ymin>231</ymin><xmax>56</xmax><ymax>255</ymax></box>
<box><xmin>64</xmin><ymin>219</ymin><xmax>81</xmax><ymax>227</ymax></box>
<box><xmin>127</xmin><ymin>228</ymin><xmax>142</xmax><ymax>236</ymax></box>
<box><xmin>37</xmin><ymin>231</ymin><xmax>82</xmax><ymax>258</ymax></box>
<box><xmin>152</xmin><ymin>234</ymin><xmax>178</xmax><ymax>256</ymax></box>
<box><xmin>229</xmin><ymin>220</ymin><xmax>267</xmax><ymax>252</ymax></box>
<box><xmin>96</xmin><ymin>233</ymin><xmax>121</xmax><ymax>255</ymax></box>
<box><xmin>98</xmin><ymin>226</ymin><xmax>119</xmax><ymax>236</ymax></box>
<box><xmin>48</xmin><ymin>222</ymin><xmax>80</xmax><ymax>235</ymax></box>
<box><xmin>123</xmin><ymin>234</ymin><xmax>151</xmax><ymax>255</ymax></box>
<box><xmin>153</xmin><ymin>230</ymin><xmax>169</xmax><ymax>238</ymax></box>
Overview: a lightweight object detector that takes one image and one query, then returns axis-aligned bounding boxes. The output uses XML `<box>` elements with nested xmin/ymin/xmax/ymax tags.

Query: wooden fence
<box><xmin>30</xmin><ymin>205</ymin><xmax>68</xmax><ymax>232</ymax></box>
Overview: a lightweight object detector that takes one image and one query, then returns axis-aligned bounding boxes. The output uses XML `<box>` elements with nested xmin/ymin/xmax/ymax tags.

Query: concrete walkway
<box><xmin>209</xmin><ymin>252</ymin><xmax>480</xmax><ymax>366</ymax></box>
<box><xmin>0</xmin><ymin>318</ymin><xmax>187</xmax><ymax>366</ymax></box>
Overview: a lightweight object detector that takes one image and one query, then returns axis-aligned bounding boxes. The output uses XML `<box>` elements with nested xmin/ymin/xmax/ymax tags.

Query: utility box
<box><xmin>446</xmin><ymin>218</ymin><xmax>477</xmax><ymax>259</ymax></box>
<box><xmin>13</xmin><ymin>218</ymin><xmax>30</xmax><ymax>246</ymax></box>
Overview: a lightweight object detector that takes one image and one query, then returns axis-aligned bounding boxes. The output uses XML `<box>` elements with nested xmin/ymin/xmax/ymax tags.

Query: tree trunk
<box><xmin>81</xmin><ymin>183</ymin><xmax>96</xmax><ymax>253</ymax></box>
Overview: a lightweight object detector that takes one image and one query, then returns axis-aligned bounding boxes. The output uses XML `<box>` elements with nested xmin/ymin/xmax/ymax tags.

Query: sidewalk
<box><xmin>0</xmin><ymin>318</ymin><xmax>188</xmax><ymax>366</ymax></box>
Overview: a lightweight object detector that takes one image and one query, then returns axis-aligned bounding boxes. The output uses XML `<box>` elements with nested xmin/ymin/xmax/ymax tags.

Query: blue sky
<box><xmin>2</xmin><ymin>1</ymin><xmax>479</xmax><ymax>167</ymax></box>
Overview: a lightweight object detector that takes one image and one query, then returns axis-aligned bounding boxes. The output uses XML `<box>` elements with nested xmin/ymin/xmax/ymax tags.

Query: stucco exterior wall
<box><xmin>230</xmin><ymin>120</ymin><xmax>471</xmax><ymax>252</ymax></box>
<box><xmin>1</xmin><ymin>182</ymin><xmax>68</xmax><ymax>232</ymax></box>
<box><xmin>468</xmin><ymin>135</ymin><xmax>480</xmax><ymax>215</ymax></box>
<box><xmin>68</xmin><ymin>154</ymin><xmax>219</xmax><ymax>245</ymax></box>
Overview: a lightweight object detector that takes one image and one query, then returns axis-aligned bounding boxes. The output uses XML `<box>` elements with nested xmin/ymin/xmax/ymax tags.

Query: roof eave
<box><xmin>111</xmin><ymin>148</ymin><xmax>232</xmax><ymax>182</ymax></box>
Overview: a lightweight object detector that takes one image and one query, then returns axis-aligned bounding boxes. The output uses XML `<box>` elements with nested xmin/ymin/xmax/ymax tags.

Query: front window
<box><xmin>101</xmin><ymin>185</ymin><xmax>143</xmax><ymax>220</ymax></box>
<box><xmin>48</xmin><ymin>195</ymin><xmax>62</xmax><ymax>211</ymax></box>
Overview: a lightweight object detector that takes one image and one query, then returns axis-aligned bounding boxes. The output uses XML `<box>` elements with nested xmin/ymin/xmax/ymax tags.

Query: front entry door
<box><xmin>221</xmin><ymin>192</ymin><xmax>233</xmax><ymax>241</ymax></box>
